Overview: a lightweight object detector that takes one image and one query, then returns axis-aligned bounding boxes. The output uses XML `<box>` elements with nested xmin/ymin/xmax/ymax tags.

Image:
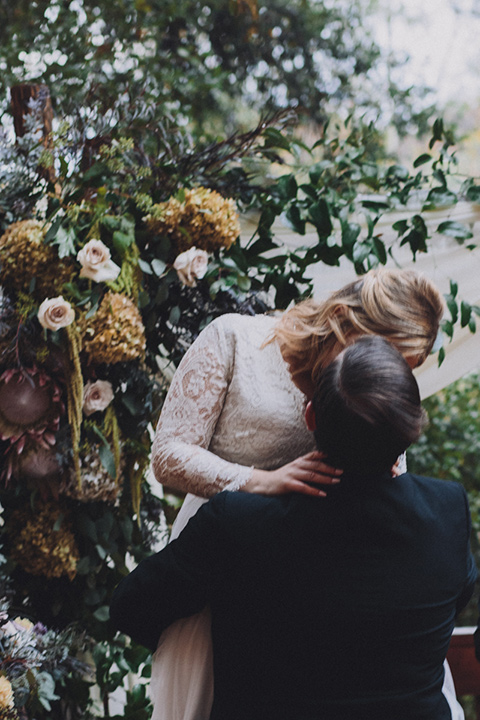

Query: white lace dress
<box><xmin>149</xmin><ymin>312</ymin><xmax>464</xmax><ymax>720</ymax></box>
<box><xmin>150</xmin><ymin>313</ymin><xmax>315</xmax><ymax>720</ymax></box>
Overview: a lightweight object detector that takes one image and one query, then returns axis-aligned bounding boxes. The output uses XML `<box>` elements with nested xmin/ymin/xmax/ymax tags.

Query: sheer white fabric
<box><xmin>150</xmin><ymin>314</ymin><xmax>315</xmax><ymax>720</ymax></box>
<box><xmin>149</xmin><ymin>313</ymin><xmax>463</xmax><ymax>720</ymax></box>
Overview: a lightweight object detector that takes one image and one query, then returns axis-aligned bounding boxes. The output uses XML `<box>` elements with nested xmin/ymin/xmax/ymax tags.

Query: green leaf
<box><xmin>429</xmin><ymin>118</ymin><xmax>444</xmax><ymax>148</ymax></box>
<box><xmin>112</xmin><ymin>230</ymin><xmax>134</xmax><ymax>253</ymax></box>
<box><xmin>151</xmin><ymin>258</ymin><xmax>167</xmax><ymax>276</ymax></box>
<box><xmin>437</xmin><ymin>346</ymin><xmax>445</xmax><ymax>366</ymax></box>
<box><xmin>392</xmin><ymin>219</ymin><xmax>409</xmax><ymax>236</ymax></box>
<box><xmin>372</xmin><ymin>236</ymin><xmax>387</xmax><ymax>264</ymax></box>
<box><xmin>362</xmin><ymin>199</ymin><xmax>390</xmax><ymax>212</ymax></box>
<box><xmin>466</xmin><ymin>184</ymin><xmax>480</xmax><ymax>203</ymax></box>
<box><xmin>95</xmin><ymin>543</ymin><xmax>108</xmax><ymax>560</ymax></box>
<box><xmin>449</xmin><ymin>280</ymin><xmax>458</xmax><ymax>298</ymax></box>
<box><xmin>386</xmin><ymin>164</ymin><xmax>409</xmax><ymax>181</ymax></box>
<box><xmin>53</xmin><ymin>512</ymin><xmax>65</xmax><ymax>532</ymax></box>
<box><xmin>75</xmin><ymin>556</ymin><xmax>91</xmax><ymax>575</ymax></box>
<box><xmin>138</xmin><ymin>259</ymin><xmax>153</xmax><ymax>274</ymax></box>
<box><xmin>461</xmin><ymin>301</ymin><xmax>472</xmax><ymax>328</ymax></box>
<box><xmin>284</xmin><ymin>205</ymin><xmax>305</xmax><ymax>235</ymax></box>
<box><xmin>37</xmin><ymin>671</ymin><xmax>59</xmax><ymax>710</ymax></box>
<box><xmin>93</xmin><ymin>606</ymin><xmax>110</xmax><ymax>622</ymax></box>
<box><xmin>400</xmin><ymin>229</ymin><xmax>427</xmax><ymax>256</ymax></box>
<box><xmin>169</xmin><ymin>306</ymin><xmax>181</xmax><ymax>326</ymax></box>
<box><xmin>52</xmin><ymin>225</ymin><xmax>77</xmax><ymax>258</ymax></box>
<box><xmin>309</xmin><ymin>199</ymin><xmax>332</xmax><ymax>237</ymax></box>
<box><xmin>424</xmin><ymin>187</ymin><xmax>457</xmax><ymax>208</ymax></box>
<box><xmin>276</xmin><ymin>174</ymin><xmax>298</xmax><ymax>200</ymax></box>
<box><xmin>433</xmin><ymin>168</ymin><xmax>447</xmax><ymax>187</ymax></box>
<box><xmin>442</xmin><ymin>319</ymin><xmax>454</xmax><ymax>339</ymax></box>
<box><xmin>236</xmin><ymin>275</ymin><xmax>251</xmax><ymax>291</ymax></box>
<box><xmin>76</xmin><ymin>514</ymin><xmax>98</xmax><ymax>542</ymax></box>
<box><xmin>262</xmin><ymin>127</ymin><xmax>291</xmax><ymax>151</ymax></box>
<box><xmin>446</xmin><ymin>296</ymin><xmax>458</xmax><ymax>324</ymax></box>
<box><xmin>413</xmin><ymin>153</ymin><xmax>432</xmax><ymax>168</ymax></box>
<box><xmin>99</xmin><ymin>442</ymin><xmax>116</xmax><ymax>478</ymax></box>
<box><xmin>437</xmin><ymin>220</ymin><xmax>473</xmax><ymax>241</ymax></box>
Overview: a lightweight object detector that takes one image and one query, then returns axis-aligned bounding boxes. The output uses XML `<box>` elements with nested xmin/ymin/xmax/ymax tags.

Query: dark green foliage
<box><xmin>0</xmin><ymin>0</ymin><xmax>431</xmax><ymax>135</ymax></box>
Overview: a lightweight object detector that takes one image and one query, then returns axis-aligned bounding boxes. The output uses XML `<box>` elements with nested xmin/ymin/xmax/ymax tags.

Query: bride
<box><xmin>149</xmin><ymin>268</ymin><xmax>461</xmax><ymax>720</ymax></box>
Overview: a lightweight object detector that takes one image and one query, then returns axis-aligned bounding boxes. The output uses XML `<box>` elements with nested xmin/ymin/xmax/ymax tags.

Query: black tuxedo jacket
<box><xmin>111</xmin><ymin>473</ymin><xmax>476</xmax><ymax>720</ymax></box>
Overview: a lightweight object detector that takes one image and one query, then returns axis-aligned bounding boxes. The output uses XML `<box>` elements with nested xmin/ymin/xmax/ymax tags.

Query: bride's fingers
<box><xmin>295</xmin><ymin>459</ymin><xmax>343</xmax><ymax>480</ymax></box>
<box><xmin>283</xmin><ymin>479</ymin><xmax>328</xmax><ymax>497</ymax></box>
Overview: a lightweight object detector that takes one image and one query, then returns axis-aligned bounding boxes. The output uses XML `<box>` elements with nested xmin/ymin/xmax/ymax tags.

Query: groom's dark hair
<box><xmin>312</xmin><ymin>336</ymin><xmax>426</xmax><ymax>475</ymax></box>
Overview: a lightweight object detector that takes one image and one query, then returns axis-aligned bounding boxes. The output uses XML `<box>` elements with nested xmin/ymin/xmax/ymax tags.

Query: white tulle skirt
<box><xmin>150</xmin><ymin>494</ymin><xmax>213</xmax><ymax>720</ymax></box>
<box><xmin>149</xmin><ymin>495</ymin><xmax>464</xmax><ymax>720</ymax></box>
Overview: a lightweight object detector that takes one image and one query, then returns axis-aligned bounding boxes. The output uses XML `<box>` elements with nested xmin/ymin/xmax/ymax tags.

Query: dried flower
<box><xmin>82</xmin><ymin>292</ymin><xmax>146</xmax><ymax>364</ymax></box>
<box><xmin>0</xmin><ymin>676</ymin><xmax>14</xmax><ymax>710</ymax></box>
<box><xmin>77</xmin><ymin>239</ymin><xmax>121</xmax><ymax>283</ymax></box>
<box><xmin>0</xmin><ymin>367</ymin><xmax>63</xmax><ymax>444</ymax></box>
<box><xmin>83</xmin><ymin>380</ymin><xmax>114</xmax><ymax>416</ymax></box>
<box><xmin>0</xmin><ymin>220</ymin><xmax>73</xmax><ymax>299</ymax></box>
<box><xmin>147</xmin><ymin>187</ymin><xmax>240</xmax><ymax>254</ymax></box>
<box><xmin>38</xmin><ymin>296</ymin><xmax>75</xmax><ymax>330</ymax></box>
<box><xmin>62</xmin><ymin>446</ymin><xmax>123</xmax><ymax>503</ymax></box>
<box><xmin>9</xmin><ymin>502</ymin><xmax>79</xmax><ymax>581</ymax></box>
<box><xmin>173</xmin><ymin>247</ymin><xmax>209</xmax><ymax>287</ymax></box>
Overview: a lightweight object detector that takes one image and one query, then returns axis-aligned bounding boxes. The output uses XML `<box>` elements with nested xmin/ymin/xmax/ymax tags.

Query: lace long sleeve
<box><xmin>151</xmin><ymin>319</ymin><xmax>253</xmax><ymax>498</ymax></box>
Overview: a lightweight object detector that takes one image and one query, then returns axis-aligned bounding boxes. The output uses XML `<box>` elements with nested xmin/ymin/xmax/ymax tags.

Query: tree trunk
<box><xmin>10</xmin><ymin>83</ymin><xmax>56</xmax><ymax>184</ymax></box>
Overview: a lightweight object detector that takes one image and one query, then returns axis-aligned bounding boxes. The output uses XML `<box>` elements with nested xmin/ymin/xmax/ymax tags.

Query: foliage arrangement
<box><xmin>408</xmin><ymin>372</ymin><xmax>480</xmax><ymax>632</ymax></box>
<box><xmin>0</xmin><ymin>568</ymin><xmax>93</xmax><ymax>720</ymax></box>
<box><xmin>0</xmin><ymin>0</ymin><xmax>433</xmax><ymax>136</ymax></box>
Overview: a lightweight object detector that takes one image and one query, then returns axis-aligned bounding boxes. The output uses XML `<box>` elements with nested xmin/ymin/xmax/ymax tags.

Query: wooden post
<box><xmin>10</xmin><ymin>83</ymin><xmax>56</xmax><ymax>184</ymax></box>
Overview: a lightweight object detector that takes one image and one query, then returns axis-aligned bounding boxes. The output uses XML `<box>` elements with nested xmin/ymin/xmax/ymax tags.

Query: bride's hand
<box><xmin>242</xmin><ymin>452</ymin><xmax>342</xmax><ymax>497</ymax></box>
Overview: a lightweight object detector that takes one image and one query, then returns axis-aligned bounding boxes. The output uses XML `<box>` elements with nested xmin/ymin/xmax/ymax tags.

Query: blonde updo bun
<box><xmin>274</xmin><ymin>268</ymin><xmax>444</xmax><ymax>382</ymax></box>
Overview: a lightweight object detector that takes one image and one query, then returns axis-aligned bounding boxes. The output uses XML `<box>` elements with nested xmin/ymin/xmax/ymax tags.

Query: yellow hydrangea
<box><xmin>0</xmin><ymin>676</ymin><xmax>15</xmax><ymax>709</ymax></box>
<box><xmin>0</xmin><ymin>220</ymin><xmax>74</xmax><ymax>299</ymax></box>
<box><xmin>82</xmin><ymin>292</ymin><xmax>146</xmax><ymax>364</ymax></box>
<box><xmin>9</xmin><ymin>502</ymin><xmax>79</xmax><ymax>581</ymax></box>
<box><xmin>147</xmin><ymin>187</ymin><xmax>240</xmax><ymax>254</ymax></box>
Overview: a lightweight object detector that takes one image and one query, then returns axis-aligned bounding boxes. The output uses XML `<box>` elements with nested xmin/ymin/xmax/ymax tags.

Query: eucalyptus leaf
<box><xmin>138</xmin><ymin>258</ymin><xmax>153</xmax><ymax>274</ymax></box>
<box><xmin>152</xmin><ymin>258</ymin><xmax>167</xmax><ymax>276</ymax></box>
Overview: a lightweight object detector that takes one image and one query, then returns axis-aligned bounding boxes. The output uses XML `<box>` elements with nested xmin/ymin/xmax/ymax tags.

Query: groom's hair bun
<box><xmin>312</xmin><ymin>335</ymin><xmax>426</xmax><ymax>475</ymax></box>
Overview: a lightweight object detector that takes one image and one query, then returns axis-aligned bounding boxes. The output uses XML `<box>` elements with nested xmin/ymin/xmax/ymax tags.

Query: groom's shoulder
<box><xmin>402</xmin><ymin>472</ymin><xmax>469</xmax><ymax>513</ymax></box>
<box><xmin>209</xmin><ymin>490</ymin><xmax>289</xmax><ymax>524</ymax></box>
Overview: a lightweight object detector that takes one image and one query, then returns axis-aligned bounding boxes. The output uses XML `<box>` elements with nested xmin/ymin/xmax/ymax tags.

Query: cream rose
<box><xmin>0</xmin><ymin>675</ymin><xmax>14</xmax><ymax>709</ymax></box>
<box><xmin>77</xmin><ymin>239</ymin><xmax>121</xmax><ymax>283</ymax></box>
<box><xmin>83</xmin><ymin>380</ymin><xmax>114</xmax><ymax>416</ymax></box>
<box><xmin>38</xmin><ymin>296</ymin><xmax>75</xmax><ymax>330</ymax></box>
<box><xmin>173</xmin><ymin>247</ymin><xmax>209</xmax><ymax>287</ymax></box>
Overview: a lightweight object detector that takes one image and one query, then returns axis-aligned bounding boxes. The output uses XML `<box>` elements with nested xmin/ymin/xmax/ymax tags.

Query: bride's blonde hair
<box><xmin>273</xmin><ymin>268</ymin><xmax>444</xmax><ymax>382</ymax></box>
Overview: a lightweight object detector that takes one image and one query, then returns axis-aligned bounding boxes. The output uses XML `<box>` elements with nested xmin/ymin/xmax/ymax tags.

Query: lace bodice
<box><xmin>152</xmin><ymin>314</ymin><xmax>316</xmax><ymax>498</ymax></box>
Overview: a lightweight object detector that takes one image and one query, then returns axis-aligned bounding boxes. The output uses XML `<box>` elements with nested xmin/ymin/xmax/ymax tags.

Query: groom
<box><xmin>111</xmin><ymin>336</ymin><xmax>476</xmax><ymax>720</ymax></box>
